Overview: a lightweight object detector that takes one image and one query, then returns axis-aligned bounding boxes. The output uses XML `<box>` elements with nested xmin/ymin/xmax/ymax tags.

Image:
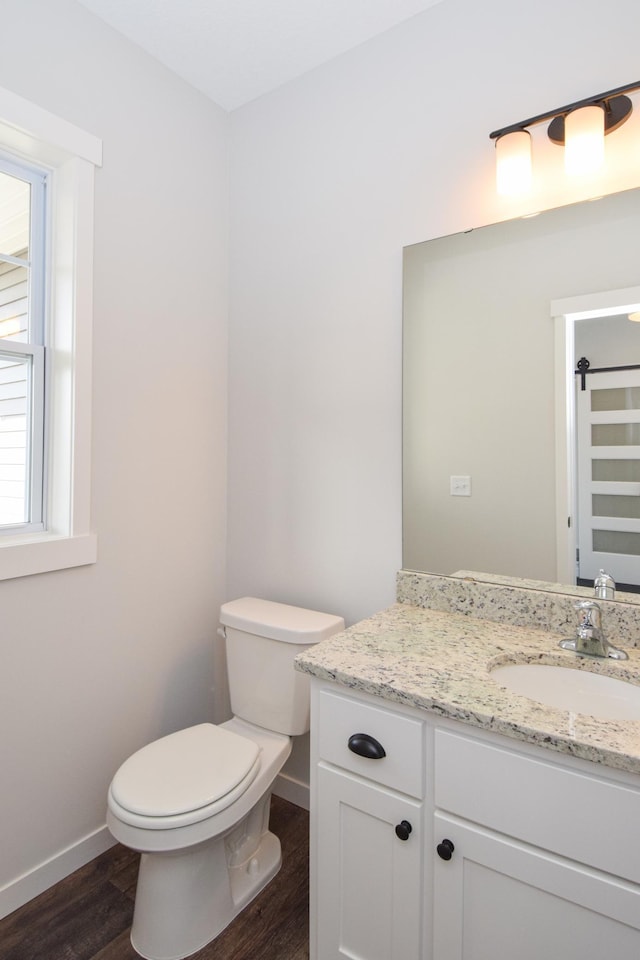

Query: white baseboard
<box><xmin>273</xmin><ymin>771</ymin><xmax>310</xmax><ymax>811</ymax></box>
<box><xmin>1</xmin><ymin>779</ymin><xmax>308</xmax><ymax>922</ymax></box>
<box><xmin>0</xmin><ymin>825</ymin><xmax>115</xmax><ymax>920</ymax></box>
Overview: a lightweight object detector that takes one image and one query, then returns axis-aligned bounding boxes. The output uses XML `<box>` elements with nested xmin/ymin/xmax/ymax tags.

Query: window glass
<box><xmin>0</xmin><ymin>258</ymin><xmax>28</xmax><ymax>342</ymax></box>
<box><xmin>0</xmin><ymin>159</ymin><xmax>44</xmax><ymax>530</ymax></box>
<box><xmin>0</xmin><ymin>169</ymin><xmax>30</xmax><ymax>344</ymax></box>
<box><xmin>0</xmin><ymin>168</ymin><xmax>29</xmax><ymax>258</ymax></box>
<box><xmin>0</xmin><ymin>352</ymin><xmax>29</xmax><ymax>524</ymax></box>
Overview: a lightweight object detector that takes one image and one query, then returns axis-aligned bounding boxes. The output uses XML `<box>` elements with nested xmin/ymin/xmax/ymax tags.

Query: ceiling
<box><xmin>75</xmin><ymin>0</ymin><xmax>445</xmax><ymax>111</ymax></box>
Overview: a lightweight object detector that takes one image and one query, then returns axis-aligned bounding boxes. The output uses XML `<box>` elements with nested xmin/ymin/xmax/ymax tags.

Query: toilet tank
<box><xmin>220</xmin><ymin>598</ymin><xmax>344</xmax><ymax>736</ymax></box>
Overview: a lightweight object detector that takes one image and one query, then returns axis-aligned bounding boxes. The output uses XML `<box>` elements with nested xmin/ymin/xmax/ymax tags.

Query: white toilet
<box><xmin>107</xmin><ymin>597</ymin><xmax>344</xmax><ymax>960</ymax></box>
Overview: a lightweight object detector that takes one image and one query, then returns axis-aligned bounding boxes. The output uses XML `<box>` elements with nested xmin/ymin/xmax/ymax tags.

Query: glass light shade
<box><xmin>495</xmin><ymin>130</ymin><xmax>532</xmax><ymax>196</ymax></box>
<box><xmin>628</xmin><ymin>312</ymin><xmax>640</xmax><ymax>322</ymax></box>
<box><xmin>564</xmin><ymin>105</ymin><xmax>605</xmax><ymax>175</ymax></box>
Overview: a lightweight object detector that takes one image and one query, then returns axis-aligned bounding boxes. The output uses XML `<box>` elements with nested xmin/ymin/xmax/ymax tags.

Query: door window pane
<box><xmin>593</xmin><ymin>529</ymin><xmax>640</xmax><ymax>557</ymax></box>
<box><xmin>592</xmin><ymin>460</ymin><xmax>640</xmax><ymax>482</ymax></box>
<box><xmin>592</xmin><ymin>422</ymin><xmax>640</xmax><ymax>446</ymax></box>
<box><xmin>591</xmin><ymin>387</ymin><xmax>640</xmax><ymax>412</ymax></box>
<box><xmin>593</xmin><ymin>494</ymin><xmax>640</xmax><ymax>520</ymax></box>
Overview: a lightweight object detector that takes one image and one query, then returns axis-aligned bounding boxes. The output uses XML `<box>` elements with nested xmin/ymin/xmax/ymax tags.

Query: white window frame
<box><xmin>0</xmin><ymin>86</ymin><xmax>102</xmax><ymax>580</ymax></box>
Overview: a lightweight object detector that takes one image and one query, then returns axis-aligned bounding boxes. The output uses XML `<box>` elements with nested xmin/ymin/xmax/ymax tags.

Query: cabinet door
<box><xmin>316</xmin><ymin>763</ymin><xmax>423</xmax><ymax>960</ymax></box>
<box><xmin>433</xmin><ymin>812</ymin><xmax>640</xmax><ymax>960</ymax></box>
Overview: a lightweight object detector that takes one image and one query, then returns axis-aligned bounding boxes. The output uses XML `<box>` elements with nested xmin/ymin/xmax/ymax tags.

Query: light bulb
<box><xmin>495</xmin><ymin>130</ymin><xmax>532</xmax><ymax>196</ymax></box>
<box><xmin>564</xmin><ymin>104</ymin><xmax>605</xmax><ymax>175</ymax></box>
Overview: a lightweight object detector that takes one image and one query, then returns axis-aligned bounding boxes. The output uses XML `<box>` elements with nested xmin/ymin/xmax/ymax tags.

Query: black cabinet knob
<box><xmin>395</xmin><ymin>820</ymin><xmax>412</xmax><ymax>841</ymax></box>
<box><xmin>437</xmin><ymin>838</ymin><xmax>455</xmax><ymax>860</ymax></box>
<box><xmin>348</xmin><ymin>733</ymin><xmax>386</xmax><ymax>760</ymax></box>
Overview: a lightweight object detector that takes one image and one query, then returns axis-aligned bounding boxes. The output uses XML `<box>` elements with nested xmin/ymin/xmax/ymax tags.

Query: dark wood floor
<box><xmin>0</xmin><ymin>796</ymin><xmax>309</xmax><ymax>960</ymax></box>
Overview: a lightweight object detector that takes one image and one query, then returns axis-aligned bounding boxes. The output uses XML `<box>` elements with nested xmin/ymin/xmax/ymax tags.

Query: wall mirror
<box><xmin>403</xmin><ymin>187</ymin><xmax>640</xmax><ymax>596</ymax></box>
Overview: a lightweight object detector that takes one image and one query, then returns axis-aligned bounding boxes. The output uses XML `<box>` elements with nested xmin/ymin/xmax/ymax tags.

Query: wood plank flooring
<box><xmin>0</xmin><ymin>796</ymin><xmax>309</xmax><ymax>960</ymax></box>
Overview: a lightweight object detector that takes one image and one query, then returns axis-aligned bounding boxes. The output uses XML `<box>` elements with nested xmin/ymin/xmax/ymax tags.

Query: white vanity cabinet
<box><xmin>310</xmin><ymin>679</ymin><xmax>640</xmax><ymax>960</ymax></box>
<box><xmin>432</xmin><ymin>729</ymin><xmax>640</xmax><ymax>960</ymax></box>
<box><xmin>311</xmin><ymin>686</ymin><xmax>425</xmax><ymax>960</ymax></box>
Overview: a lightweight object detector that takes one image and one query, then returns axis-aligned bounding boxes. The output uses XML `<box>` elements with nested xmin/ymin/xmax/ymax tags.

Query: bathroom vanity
<box><xmin>296</xmin><ymin>572</ymin><xmax>640</xmax><ymax>960</ymax></box>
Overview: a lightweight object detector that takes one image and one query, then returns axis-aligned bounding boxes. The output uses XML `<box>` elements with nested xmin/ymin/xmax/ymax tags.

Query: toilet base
<box><xmin>228</xmin><ymin>828</ymin><xmax>281</xmax><ymax>913</ymax></box>
<box><xmin>130</xmin><ymin>808</ymin><xmax>282</xmax><ymax>960</ymax></box>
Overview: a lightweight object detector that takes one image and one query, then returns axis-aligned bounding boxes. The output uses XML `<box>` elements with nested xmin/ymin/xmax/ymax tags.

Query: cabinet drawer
<box><xmin>434</xmin><ymin>728</ymin><xmax>640</xmax><ymax>884</ymax></box>
<box><xmin>318</xmin><ymin>689</ymin><xmax>424</xmax><ymax>798</ymax></box>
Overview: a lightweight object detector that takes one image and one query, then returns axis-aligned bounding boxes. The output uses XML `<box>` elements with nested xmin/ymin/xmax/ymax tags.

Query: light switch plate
<box><xmin>450</xmin><ymin>475</ymin><xmax>471</xmax><ymax>497</ymax></box>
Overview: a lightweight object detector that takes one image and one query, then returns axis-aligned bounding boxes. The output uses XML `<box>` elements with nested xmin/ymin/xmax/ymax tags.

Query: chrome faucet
<box><xmin>559</xmin><ymin>600</ymin><xmax>628</xmax><ymax>660</ymax></box>
<box><xmin>594</xmin><ymin>569</ymin><xmax>616</xmax><ymax>600</ymax></box>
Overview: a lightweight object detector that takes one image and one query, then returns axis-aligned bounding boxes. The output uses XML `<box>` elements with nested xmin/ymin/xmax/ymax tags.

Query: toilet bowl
<box><xmin>106</xmin><ymin>597</ymin><xmax>344</xmax><ymax>960</ymax></box>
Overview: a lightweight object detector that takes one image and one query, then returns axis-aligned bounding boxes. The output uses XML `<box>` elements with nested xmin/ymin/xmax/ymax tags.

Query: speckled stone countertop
<box><xmin>396</xmin><ymin>569</ymin><xmax>640</xmax><ymax>648</ymax></box>
<box><xmin>295</xmin><ymin>602</ymin><xmax>640</xmax><ymax>777</ymax></box>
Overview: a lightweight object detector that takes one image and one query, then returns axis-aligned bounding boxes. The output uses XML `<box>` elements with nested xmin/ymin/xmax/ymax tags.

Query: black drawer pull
<box><xmin>348</xmin><ymin>733</ymin><xmax>386</xmax><ymax>760</ymax></box>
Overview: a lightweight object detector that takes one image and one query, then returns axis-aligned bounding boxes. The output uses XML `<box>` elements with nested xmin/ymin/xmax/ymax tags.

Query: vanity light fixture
<box><xmin>490</xmin><ymin>81</ymin><xmax>640</xmax><ymax>196</ymax></box>
<box><xmin>628</xmin><ymin>311</ymin><xmax>640</xmax><ymax>322</ymax></box>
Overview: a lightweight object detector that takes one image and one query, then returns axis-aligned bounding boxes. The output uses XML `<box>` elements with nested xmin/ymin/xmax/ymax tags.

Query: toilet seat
<box><xmin>108</xmin><ymin>723</ymin><xmax>261</xmax><ymax>829</ymax></box>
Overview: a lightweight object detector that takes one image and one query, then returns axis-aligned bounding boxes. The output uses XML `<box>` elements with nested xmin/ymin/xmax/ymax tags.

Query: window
<box><xmin>0</xmin><ymin>86</ymin><xmax>102</xmax><ymax>580</ymax></box>
<box><xmin>0</xmin><ymin>156</ymin><xmax>46</xmax><ymax>532</ymax></box>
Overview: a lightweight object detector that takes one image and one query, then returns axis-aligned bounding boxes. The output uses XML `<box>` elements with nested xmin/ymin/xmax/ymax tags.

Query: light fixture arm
<box><xmin>489</xmin><ymin>80</ymin><xmax>640</xmax><ymax>141</ymax></box>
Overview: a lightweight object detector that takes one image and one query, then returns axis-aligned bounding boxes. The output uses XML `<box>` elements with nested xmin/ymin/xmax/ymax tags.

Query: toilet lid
<box><xmin>110</xmin><ymin>723</ymin><xmax>260</xmax><ymax>817</ymax></box>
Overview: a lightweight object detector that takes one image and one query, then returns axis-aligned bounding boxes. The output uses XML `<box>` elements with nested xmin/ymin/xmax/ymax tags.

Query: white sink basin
<box><xmin>491</xmin><ymin>663</ymin><xmax>640</xmax><ymax>720</ymax></box>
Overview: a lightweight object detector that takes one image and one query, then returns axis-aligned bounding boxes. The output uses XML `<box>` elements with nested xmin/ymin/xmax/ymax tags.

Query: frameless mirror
<box><xmin>403</xmin><ymin>187</ymin><xmax>640</xmax><ymax>594</ymax></box>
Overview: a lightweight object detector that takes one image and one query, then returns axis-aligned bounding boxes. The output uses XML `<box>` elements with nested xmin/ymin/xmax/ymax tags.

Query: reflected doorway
<box><xmin>554</xmin><ymin>288</ymin><xmax>640</xmax><ymax>591</ymax></box>
<box><xmin>576</xmin><ymin>365</ymin><xmax>640</xmax><ymax>590</ymax></box>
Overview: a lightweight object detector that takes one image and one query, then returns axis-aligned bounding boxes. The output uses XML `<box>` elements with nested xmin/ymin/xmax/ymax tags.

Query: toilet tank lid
<box><xmin>220</xmin><ymin>597</ymin><xmax>344</xmax><ymax>644</ymax></box>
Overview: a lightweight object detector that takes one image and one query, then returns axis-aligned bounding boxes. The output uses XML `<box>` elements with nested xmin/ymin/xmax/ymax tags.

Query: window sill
<box><xmin>0</xmin><ymin>532</ymin><xmax>97</xmax><ymax>581</ymax></box>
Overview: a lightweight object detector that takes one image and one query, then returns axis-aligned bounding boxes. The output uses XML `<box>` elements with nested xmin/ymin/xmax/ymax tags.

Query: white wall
<box><xmin>228</xmin><ymin>0</ymin><xmax>640</xmax><ymax>627</ymax></box>
<box><xmin>0</xmin><ymin>0</ymin><xmax>229</xmax><ymax>912</ymax></box>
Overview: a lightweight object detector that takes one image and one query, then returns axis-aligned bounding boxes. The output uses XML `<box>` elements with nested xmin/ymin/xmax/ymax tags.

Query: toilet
<box><xmin>107</xmin><ymin>597</ymin><xmax>344</xmax><ymax>960</ymax></box>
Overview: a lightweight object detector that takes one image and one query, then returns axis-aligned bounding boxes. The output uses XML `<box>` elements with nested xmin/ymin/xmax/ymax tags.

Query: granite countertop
<box><xmin>295</xmin><ymin>603</ymin><xmax>640</xmax><ymax>776</ymax></box>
